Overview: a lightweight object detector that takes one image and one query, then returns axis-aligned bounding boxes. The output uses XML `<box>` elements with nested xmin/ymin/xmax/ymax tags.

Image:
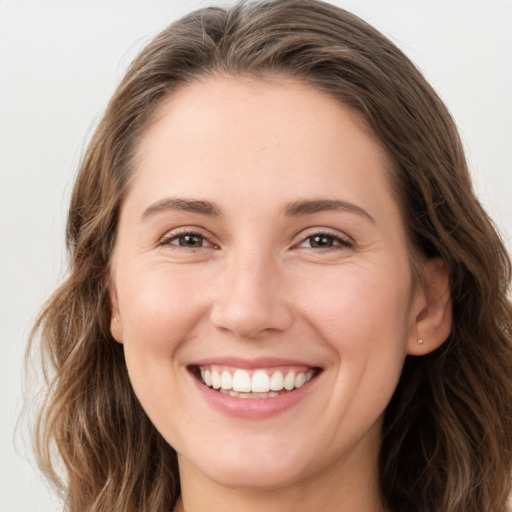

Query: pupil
<box><xmin>311</xmin><ymin>235</ymin><xmax>332</xmax><ymax>248</ymax></box>
<box><xmin>180</xmin><ymin>235</ymin><xmax>202</xmax><ymax>247</ymax></box>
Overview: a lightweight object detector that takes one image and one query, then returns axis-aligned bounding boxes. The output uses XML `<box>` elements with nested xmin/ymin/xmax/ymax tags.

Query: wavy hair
<box><xmin>27</xmin><ymin>1</ymin><xmax>512</xmax><ymax>510</ymax></box>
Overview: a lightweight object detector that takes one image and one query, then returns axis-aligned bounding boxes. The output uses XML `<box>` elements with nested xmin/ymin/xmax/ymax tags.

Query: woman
<box><xmin>28</xmin><ymin>1</ymin><xmax>512</xmax><ymax>511</ymax></box>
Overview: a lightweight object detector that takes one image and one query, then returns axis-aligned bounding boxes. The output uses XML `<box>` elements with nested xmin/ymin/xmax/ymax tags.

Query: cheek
<box><xmin>114</xmin><ymin>265</ymin><xmax>208</xmax><ymax>432</ymax></box>
<box><xmin>298</xmin><ymin>262</ymin><xmax>413</xmax><ymax>346</ymax></box>
<box><xmin>115</xmin><ymin>264</ymin><xmax>211</xmax><ymax>408</ymax></box>
<box><xmin>118</xmin><ymin>264</ymin><xmax>208</xmax><ymax>349</ymax></box>
<box><xmin>295</xmin><ymin>261</ymin><xmax>413</xmax><ymax>408</ymax></box>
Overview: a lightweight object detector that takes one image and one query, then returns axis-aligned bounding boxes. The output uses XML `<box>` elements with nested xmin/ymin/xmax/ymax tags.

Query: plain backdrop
<box><xmin>1</xmin><ymin>1</ymin><xmax>511</xmax><ymax>511</ymax></box>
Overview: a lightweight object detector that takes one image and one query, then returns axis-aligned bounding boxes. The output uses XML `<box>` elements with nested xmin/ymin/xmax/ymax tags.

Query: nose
<box><xmin>209</xmin><ymin>251</ymin><xmax>294</xmax><ymax>339</ymax></box>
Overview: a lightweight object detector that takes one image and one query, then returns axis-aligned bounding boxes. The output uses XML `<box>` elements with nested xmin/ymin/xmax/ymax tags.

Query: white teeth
<box><xmin>238</xmin><ymin>391</ymin><xmax>279</xmax><ymax>399</ymax></box>
<box><xmin>232</xmin><ymin>369</ymin><xmax>251</xmax><ymax>392</ymax></box>
<box><xmin>211</xmin><ymin>370</ymin><xmax>221</xmax><ymax>389</ymax></box>
<box><xmin>219</xmin><ymin>389</ymin><xmax>280</xmax><ymax>399</ymax></box>
<box><xmin>295</xmin><ymin>372</ymin><xmax>306</xmax><ymax>388</ymax></box>
<box><xmin>283</xmin><ymin>371</ymin><xmax>296</xmax><ymax>391</ymax></box>
<box><xmin>251</xmin><ymin>370</ymin><xmax>270</xmax><ymax>392</ymax></box>
<box><xmin>269</xmin><ymin>371</ymin><xmax>284</xmax><ymax>391</ymax></box>
<box><xmin>221</xmin><ymin>370</ymin><xmax>232</xmax><ymax>390</ymax></box>
<box><xmin>198</xmin><ymin>366</ymin><xmax>317</xmax><ymax>395</ymax></box>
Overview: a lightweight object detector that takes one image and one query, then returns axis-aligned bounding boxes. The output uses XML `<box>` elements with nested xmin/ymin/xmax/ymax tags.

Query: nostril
<box><xmin>209</xmin><ymin>300</ymin><xmax>294</xmax><ymax>339</ymax></box>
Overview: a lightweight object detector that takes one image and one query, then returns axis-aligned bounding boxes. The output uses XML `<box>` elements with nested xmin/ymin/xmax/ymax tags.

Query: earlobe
<box><xmin>407</xmin><ymin>257</ymin><xmax>452</xmax><ymax>356</ymax></box>
<box><xmin>108</xmin><ymin>281</ymin><xmax>124</xmax><ymax>344</ymax></box>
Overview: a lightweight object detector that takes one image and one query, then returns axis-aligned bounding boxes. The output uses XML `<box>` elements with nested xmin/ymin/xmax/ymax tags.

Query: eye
<box><xmin>173</xmin><ymin>233</ymin><xmax>206</xmax><ymax>248</ymax></box>
<box><xmin>298</xmin><ymin>232</ymin><xmax>353</xmax><ymax>249</ymax></box>
<box><xmin>160</xmin><ymin>231</ymin><xmax>212</xmax><ymax>249</ymax></box>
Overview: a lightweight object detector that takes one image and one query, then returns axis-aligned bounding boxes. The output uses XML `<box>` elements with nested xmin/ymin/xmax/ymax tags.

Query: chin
<box><xmin>196</xmin><ymin>459</ymin><xmax>308</xmax><ymax>491</ymax></box>
<box><xmin>177</xmin><ymin>433</ymin><xmax>315</xmax><ymax>490</ymax></box>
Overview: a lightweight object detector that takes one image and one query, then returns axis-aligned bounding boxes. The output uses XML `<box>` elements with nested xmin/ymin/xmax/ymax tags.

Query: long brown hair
<box><xmin>27</xmin><ymin>1</ymin><xmax>512</xmax><ymax>510</ymax></box>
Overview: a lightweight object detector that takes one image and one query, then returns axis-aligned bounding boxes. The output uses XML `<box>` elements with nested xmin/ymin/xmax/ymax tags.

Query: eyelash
<box><xmin>159</xmin><ymin>228</ymin><xmax>353</xmax><ymax>253</ymax></box>
<box><xmin>159</xmin><ymin>230</ymin><xmax>215</xmax><ymax>249</ymax></box>
<box><xmin>296</xmin><ymin>231</ymin><xmax>354</xmax><ymax>251</ymax></box>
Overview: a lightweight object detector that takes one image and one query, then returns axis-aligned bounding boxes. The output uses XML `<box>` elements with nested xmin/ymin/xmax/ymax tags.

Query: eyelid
<box><xmin>157</xmin><ymin>226</ymin><xmax>353</xmax><ymax>250</ymax></box>
<box><xmin>294</xmin><ymin>227</ymin><xmax>354</xmax><ymax>249</ymax></box>
<box><xmin>158</xmin><ymin>226</ymin><xmax>219</xmax><ymax>249</ymax></box>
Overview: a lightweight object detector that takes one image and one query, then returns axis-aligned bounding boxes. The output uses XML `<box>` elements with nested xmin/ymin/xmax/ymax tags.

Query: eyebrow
<box><xmin>140</xmin><ymin>197</ymin><xmax>375</xmax><ymax>224</ymax></box>
<box><xmin>141</xmin><ymin>197</ymin><xmax>222</xmax><ymax>220</ymax></box>
<box><xmin>284</xmin><ymin>199</ymin><xmax>375</xmax><ymax>223</ymax></box>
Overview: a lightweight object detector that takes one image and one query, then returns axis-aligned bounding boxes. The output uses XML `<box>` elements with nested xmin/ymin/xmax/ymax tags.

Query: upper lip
<box><xmin>189</xmin><ymin>356</ymin><xmax>320</xmax><ymax>370</ymax></box>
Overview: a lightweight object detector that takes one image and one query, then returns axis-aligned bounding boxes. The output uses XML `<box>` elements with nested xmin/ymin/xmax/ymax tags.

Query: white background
<box><xmin>1</xmin><ymin>1</ymin><xmax>511</xmax><ymax>511</ymax></box>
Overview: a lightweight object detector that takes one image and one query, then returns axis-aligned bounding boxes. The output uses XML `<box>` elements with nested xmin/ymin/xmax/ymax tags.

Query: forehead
<box><xmin>126</xmin><ymin>77</ymin><xmax>398</xmax><ymax>221</ymax></box>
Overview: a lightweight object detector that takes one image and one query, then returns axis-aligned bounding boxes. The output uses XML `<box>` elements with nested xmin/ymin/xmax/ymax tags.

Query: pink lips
<box><xmin>191</xmin><ymin>356</ymin><xmax>316</xmax><ymax>369</ymax></box>
<box><xmin>188</xmin><ymin>356</ymin><xmax>321</xmax><ymax>419</ymax></box>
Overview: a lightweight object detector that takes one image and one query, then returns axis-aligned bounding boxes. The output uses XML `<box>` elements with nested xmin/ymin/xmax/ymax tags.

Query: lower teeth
<box><xmin>217</xmin><ymin>388</ymin><xmax>281</xmax><ymax>399</ymax></box>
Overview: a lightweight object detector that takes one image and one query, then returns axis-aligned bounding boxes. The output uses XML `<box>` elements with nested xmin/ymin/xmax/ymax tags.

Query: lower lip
<box><xmin>189</xmin><ymin>371</ymin><xmax>319</xmax><ymax>419</ymax></box>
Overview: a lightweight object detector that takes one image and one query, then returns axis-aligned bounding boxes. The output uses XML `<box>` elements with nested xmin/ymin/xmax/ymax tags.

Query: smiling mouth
<box><xmin>189</xmin><ymin>365</ymin><xmax>321</xmax><ymax>399</ymax></box>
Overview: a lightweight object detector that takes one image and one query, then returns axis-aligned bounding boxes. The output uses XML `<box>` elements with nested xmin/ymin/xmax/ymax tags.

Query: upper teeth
<box><xmin>199</xmin><ymin>366</ymin><xmax>315</xmax><ymax>393</ymax></box>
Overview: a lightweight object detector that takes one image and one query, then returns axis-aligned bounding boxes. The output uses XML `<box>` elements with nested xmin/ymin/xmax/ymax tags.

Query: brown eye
<box><xmin>309</xmin><ymin>235</ymin><xmax>336</xmax><ymax>248</ymax></box>
<box><xmin>161</xmin><ymin>232</ymin><xmax>208</xmax><ymax>248</ymax></box>
<box><xmin>175</xmin><ymin>234</ymin><xmax>205</xmax><ymax>248</ymax></box>
<box><xmin>299</xmin><ymin>233</ymin><xmax>351</xmax><ymax>249</ymax></box>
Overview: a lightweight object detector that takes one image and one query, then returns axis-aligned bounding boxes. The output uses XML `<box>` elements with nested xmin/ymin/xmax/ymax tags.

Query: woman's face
<box><xmin>110</xmin><ymin>77</ymin><xmax>429</xmax><ymax>491</ymax></box>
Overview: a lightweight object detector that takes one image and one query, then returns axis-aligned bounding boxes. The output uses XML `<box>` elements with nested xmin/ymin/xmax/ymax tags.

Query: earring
<box><xmin>417</xmin><ymin>338</ymin><xmax>424</xmax><ymax>345</ymax></box>
<box><xmin>113</xmin><ymin>315</ymin><xmax>119</xmax><ymax>322</ymax></box>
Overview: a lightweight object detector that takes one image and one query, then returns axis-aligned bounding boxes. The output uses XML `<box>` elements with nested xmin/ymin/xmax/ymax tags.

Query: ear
<box><xmin>108</xmin><ymin>280</ymin><xmax>124</xmax><ymax>344</ymax></box>
<box><xmin>407</xmin><ymin>257</ymin><xmax>452</xmax><ymax>356</ymax></box>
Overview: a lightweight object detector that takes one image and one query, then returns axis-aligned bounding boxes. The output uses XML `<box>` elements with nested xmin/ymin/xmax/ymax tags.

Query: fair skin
<box><xmin>109</xmin><ymin>76</ymin><xmax>451</xmax><ymax>512</ymax></box>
